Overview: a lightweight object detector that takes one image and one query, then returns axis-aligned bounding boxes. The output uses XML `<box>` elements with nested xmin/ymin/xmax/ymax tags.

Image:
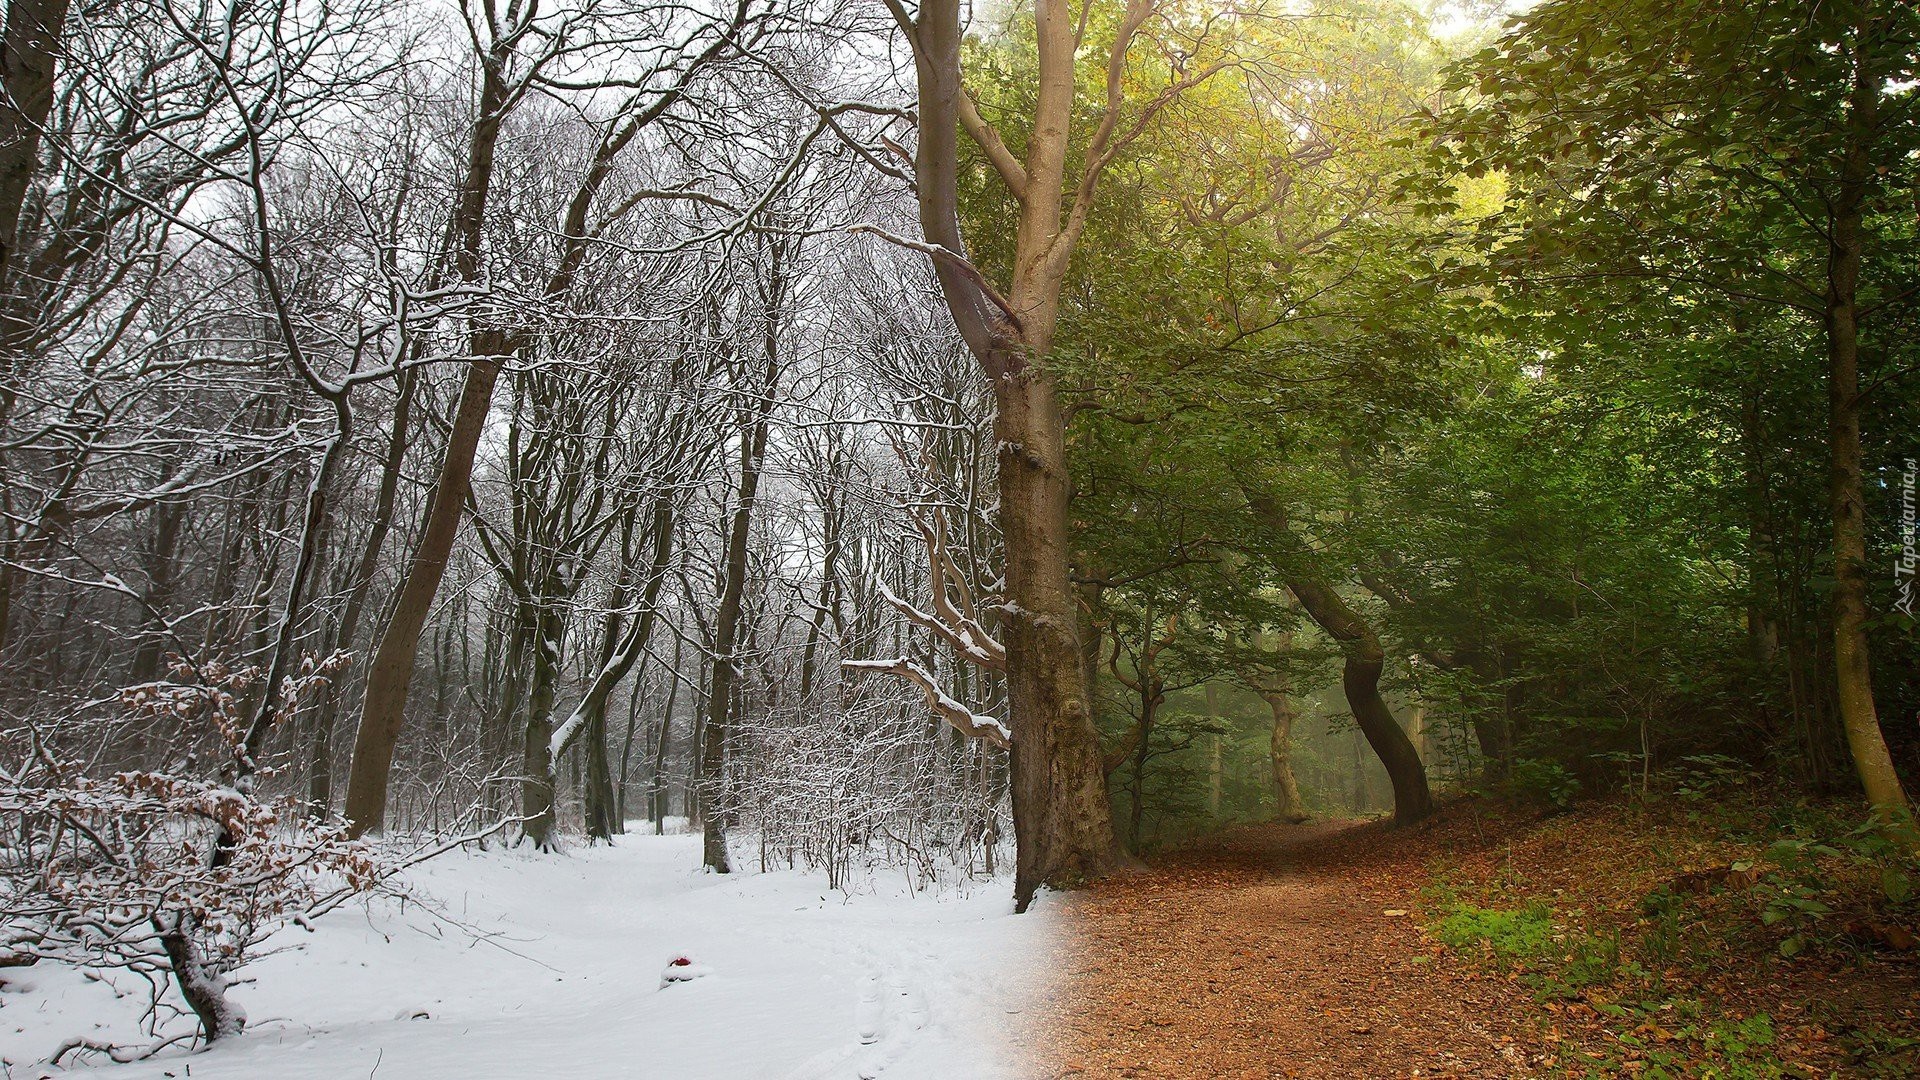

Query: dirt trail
<box><xmin>1036</xmin><ymin>819</ymin><xmax>1533</xmax><ymax>1079</ymax></box>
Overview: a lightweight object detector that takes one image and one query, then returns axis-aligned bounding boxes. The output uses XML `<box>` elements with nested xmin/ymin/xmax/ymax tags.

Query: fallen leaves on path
<box><xmin>1033</xmin><ymin>798</ymin><xmax>1920</xmax><ymax>1079</ymax></box>
<box><xmin>1036</xmin><ymin>816</ymin><xmax>1539</xmax><ymax>1079</ymax></box>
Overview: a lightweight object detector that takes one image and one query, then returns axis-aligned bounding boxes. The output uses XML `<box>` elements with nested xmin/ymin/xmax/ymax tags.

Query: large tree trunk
<box><xmin>996</xmin><ymin>373</ymin><xmax>1121</xmax><ymax>907</ymax></box>
<box><xmin>344</xmin><ymin>354</ymin><xmax>502</xmax><ymax>836</ymax></box>
<box><xmin>899</xmin><ymin>0</ymin><xmax>1137</xmax><ymax>910</ymax></box>
<box><xmin>583</xmin><ymin>701</ymin><xmax>618</xmax><ymax>839</ymax></box>
<box><xmin>0</xmin><ymin>0</ymin><xmax>70</xmax><ymax>653</ymax></box>
<box><xmin>1825</xmin><ymin>27</ymin><xmax>1908</xmax><ymax>822</ymax></box>
<box><xmin>0</xmin><ymin>0</ymin><xmax>68</xmax><ymax>303</ymax></box>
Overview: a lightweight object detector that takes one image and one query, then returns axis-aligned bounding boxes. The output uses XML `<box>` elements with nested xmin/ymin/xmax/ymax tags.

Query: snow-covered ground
<box><xmin>1</xmin><ymin>827</ymin><xmax>1055</xmax><ymax>1079</ymax></box>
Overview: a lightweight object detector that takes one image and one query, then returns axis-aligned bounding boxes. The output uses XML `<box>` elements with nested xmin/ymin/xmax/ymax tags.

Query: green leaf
<box><xmin>1884</xmin><ymin>867</ymin><xmax>1915</xmax><ymax>905</ymax></box>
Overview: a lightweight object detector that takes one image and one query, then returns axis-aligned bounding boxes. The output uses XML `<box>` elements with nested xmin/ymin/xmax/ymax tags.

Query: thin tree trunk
<box><xmin>1206</xmin><ymin>684</ymin><xmax>1223</xmax><ymax>820</ymax></box>
<box><xmin>797</xmin><ymin>493</ymin><xmax>841</xmax><ymax>700</ymax></box>
<box><xmin>551</xmin><ymin>488</ymin><xmax>676</xmax><ymax>788</ymax></box>
<box><xmin>1125</xmin><ymin>671</ymin><xmax>1160</xmax><ymax>853</ymax></box>
<box><xmin>489</xmin><ymin>603</ymin><xmax>530</xmax><ymax>823</ymax></box>
<box><xmin>585</xmin><ymin>514</ymin><xmax>636</xmax><ymax>844</ymax></box>
<box><xmin>582</xmin><ymin>526</ymin><xmax>636</xmax><ymax>843</ymax></box>
<box><xmin>699</xmin><ymin>357</ymin><xmax>776</xmax><ymax>872</ymax></box>
<box><xmin>309</xmin><ymin>369</ymin><xmax>414</xmax><ymax>820</ymax></box>
<box><xmin>343</xmin><ymin>51</ymin><xmax>515</xmax><ymax>837</ymax></box>
<box><xmin>1350</xmin><ymin>726</ymin><xmax>1367</xmax><ymax>814</ymax></box>
<box><xmin>1825</xmin><ymin>25</ymin><xmax>1908</xmax><ymax>822</ymax></box>
<box><xmin>1288</xmin><ymin>576</ymin><xmax>1432</xmax><ymax>824</ymax></box>
<box><xmin>1247</xmin><ymin>627</ymin><xmax>1309</xmax><ymax>823</ymax></box>
<box><xmin>519</xmin><ymin>608</ymin><xmax>563</xmax><ymax>849</ymax></box>
<box><xmin>652</xmin><ymin>631</ymin><xmax>683</xmax><ymax>833</ymax></box>
<box><xmin>1264</xmin><ymin>688</ymin><xmax>1308</xmax><ymax>823</ymax></box>
<box><xmin>618</xmin><ymin>676</ymin><xmax>645</xmax><ymax>824</ymax></box>
<box><xmin>130</xmin><ymin>500</ymin><xmax>183</xmax><ymax>685</ymax></box>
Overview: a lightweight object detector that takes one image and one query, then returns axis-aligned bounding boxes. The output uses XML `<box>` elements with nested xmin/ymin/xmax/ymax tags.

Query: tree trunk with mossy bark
<box><xmin>995</xmin><ymin>371</ymin><xmax>1124</xmax><ymax>904</ymax></box>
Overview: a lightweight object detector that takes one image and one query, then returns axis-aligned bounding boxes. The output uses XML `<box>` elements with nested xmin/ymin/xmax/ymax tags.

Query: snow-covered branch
<box><xmin>842</xmin><ymin>657</ymin><xmax>1011</xmax><ymax>747</ymax></box>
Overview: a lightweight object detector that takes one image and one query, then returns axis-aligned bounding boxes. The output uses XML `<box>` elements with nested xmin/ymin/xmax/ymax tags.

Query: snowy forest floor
<box><xmin>2</xmin><ymin>827</ymin><xmax>1051</xmax><ymax>1080</ymax></box>
<box><xmin>1039</xmin><ymin>799</ymin><xmax>1920</xmax><ymax>1079</ymax></box>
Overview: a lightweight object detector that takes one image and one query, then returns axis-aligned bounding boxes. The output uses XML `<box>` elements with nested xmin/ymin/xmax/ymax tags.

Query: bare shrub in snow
<box><xmin>1</xmin><ymin>659</ymin><xmax>379</xmax><ymax>1053</ymax></box>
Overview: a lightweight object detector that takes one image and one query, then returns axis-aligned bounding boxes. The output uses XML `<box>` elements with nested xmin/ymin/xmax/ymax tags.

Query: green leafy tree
<box><xmin>1421</xmin><ymin>0</ymin><xmax>1920</xmax><ymax>821</ymax></box>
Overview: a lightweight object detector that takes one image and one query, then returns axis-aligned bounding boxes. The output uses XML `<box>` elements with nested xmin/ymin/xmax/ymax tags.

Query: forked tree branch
<box><xmin>843</xmin><ymin>657</ymin><xmax>1011</xmax><ymax>746</ymax></box>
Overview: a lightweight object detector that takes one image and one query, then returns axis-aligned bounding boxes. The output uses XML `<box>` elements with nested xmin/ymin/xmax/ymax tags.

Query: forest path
<box><xmin>1037</xmin><ymin>819</ymin><xmax>1533</xmax><ymax>1079</ymax></box>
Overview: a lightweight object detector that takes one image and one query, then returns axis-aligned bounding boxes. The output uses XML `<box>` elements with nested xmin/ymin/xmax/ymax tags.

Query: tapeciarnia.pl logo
<box><xmin>1899</xmin><ymin>457</ymin><xmax>1917</xmax><ymax>619</ymax></box>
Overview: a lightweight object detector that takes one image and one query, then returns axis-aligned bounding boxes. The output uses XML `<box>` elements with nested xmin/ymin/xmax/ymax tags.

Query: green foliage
<box><xmin>1744</xmin><ymin>813</ymin><xmax>1920</xmax><ymax>958</ymax></box>
<box><xmin>1506</xmin><ymin>758</ymin><xmax>1580</xmax><ymax>809</ymax></box>
<box><xmin>1430</xmin><ymin>798</ymin><xmax>1916</xmax><ymax>1076</ymax></box>
<box><xmin>1429</xmin><ymin>902</ymin><xmax>1555</xmax><ymax>964</ymax></box>
<box><xmin>1534</xmin><ymin>931</ymin><xmax>1627</xmax><ymax>1001</ymax></box>
<box><xmin>962</xmin><ymin>0</ymin><xmax>1920</xmax><ymax>844</ymax></box>
<box><xmin>1398</xmin><ymin>0</ymin><xmax>1920</xmax><ymax>793</ymax></box>
<box><xmin>1840</xmin><ymin>1026</ymin><xmax>1920</xmax><ymax>1079</ymax></box>
<box><xmin>1668</xmin><ymin>756</ymin><xmax>1761</xmax><ymax>804</ymax></box>
<box><xmin>1559</xmin><ymin>1006</ymin><xmax>1784</xmax><ymax>1080</ymax></box>
<box><xmin>1427</xmin><ymin>894</ymin><xmax>1632</xmax><ymax>1003</ymax></box>
<box><xmin>1753</xmin><ymin>840</ymin><xmax>1839</xmax><ymax>958</ymax></box>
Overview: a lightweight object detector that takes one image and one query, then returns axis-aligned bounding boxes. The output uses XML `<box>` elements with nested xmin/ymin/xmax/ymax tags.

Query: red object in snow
<box><xmin>671</xmin><ymin>956</ymin><xmax>692</xmax><ymax>966</ymax></box>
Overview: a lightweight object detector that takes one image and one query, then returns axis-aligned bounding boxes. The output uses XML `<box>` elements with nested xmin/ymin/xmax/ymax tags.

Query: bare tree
<box><xmin>343</xmin><ymin>0</ymin><xmax>755</xmax><ymax>835</ymax></box>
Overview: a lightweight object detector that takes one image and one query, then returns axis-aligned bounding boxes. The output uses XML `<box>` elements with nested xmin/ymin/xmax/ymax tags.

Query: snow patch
<box><xmin>3</xmin><ymin>831</ymin><xmax>1054</xmax><ymax>1080</ymax></box>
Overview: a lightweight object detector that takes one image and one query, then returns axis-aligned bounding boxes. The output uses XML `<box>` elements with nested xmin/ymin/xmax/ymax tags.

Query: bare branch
<box><xmin>843</xmin><ymin>657</ymin><xmax>1010</xmax><ymax>746</ymax></box>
